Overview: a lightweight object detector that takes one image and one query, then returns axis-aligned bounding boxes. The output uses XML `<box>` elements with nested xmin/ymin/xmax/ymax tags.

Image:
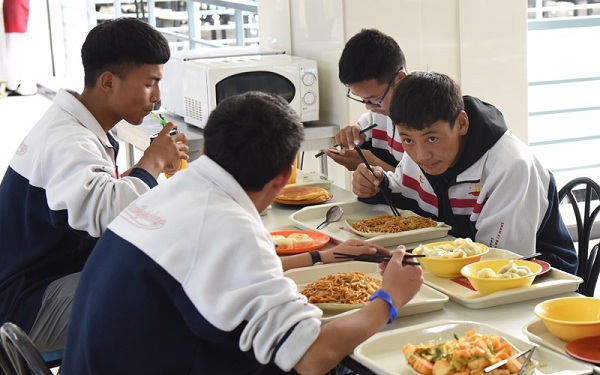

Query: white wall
<box><xmin>1</xmin><ymin>0</ymin><xmax>54</xmax><ymax>88</ymax></box>
<box><xmin>259</xmin><ymin>0</ymin><xmax>528</xmax><ymax>189</ymax></box>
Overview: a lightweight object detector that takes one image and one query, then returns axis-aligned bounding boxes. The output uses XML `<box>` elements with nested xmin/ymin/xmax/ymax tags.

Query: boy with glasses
<box><xmin>322</xmin><ymin>29</ymin><xmax>406</xmax><ymax>172</ymax></box>
<box><xmin>352</xmin><ymin>71</ymin><xmax>577</xmax><ymax>274</ymax></box>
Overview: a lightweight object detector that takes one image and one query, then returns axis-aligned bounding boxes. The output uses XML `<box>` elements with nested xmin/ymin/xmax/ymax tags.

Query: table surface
<box><xmin>262</xmin><ymin>184</ymin><xmax>593</xmax><ymax>375</ymax></box>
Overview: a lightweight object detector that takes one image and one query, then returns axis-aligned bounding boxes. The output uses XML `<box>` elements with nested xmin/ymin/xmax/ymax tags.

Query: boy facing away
<box><xmin>62</xmin><ymin>91</ymin><xmax>423</xmax><ymax>374</ymax></box>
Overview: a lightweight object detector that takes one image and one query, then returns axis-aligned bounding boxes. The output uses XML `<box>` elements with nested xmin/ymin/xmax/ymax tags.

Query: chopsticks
<box><xmin>314</xmin><ymin>123</ymin><xmax>378</xmax><ymax>158</ymax></box>
<box><xmin>354</xmin><ymin>144</ymin><xmax>400</xmax><ymax>216</ymax></box>
<box><xmin>333</xmin><ymin>252</ymin><xmax>424</xmax><ymax>266</ymax></box>
<box><xmin>484</xmin><ymin>347</ymin><xmax>536</xmax><ymax>373</ymax></box>
<box><xmin>518</xmin><ymin>252</ymin><xmax>542</xmax><ymax>261</ymax></box>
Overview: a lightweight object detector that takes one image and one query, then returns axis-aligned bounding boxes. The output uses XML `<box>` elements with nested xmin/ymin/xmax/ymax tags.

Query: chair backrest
<box><xmin>0</xmin><ymin>323</ymin><xmax>52</xmax><ymax>375</ymax></box>
<box><xmin>587</xmin><ymin>241</ymin><xmax>600</xmax><ymax>297</ymax></box>
<box><xmin>0</xmin><ymin>344</ymin><xmax>17</xmax><ymax>375</ymax></box>
<box><xmin>558</xmin><ymin>177</ymin><xmax>600</xmax><ymax>296</ymax></box>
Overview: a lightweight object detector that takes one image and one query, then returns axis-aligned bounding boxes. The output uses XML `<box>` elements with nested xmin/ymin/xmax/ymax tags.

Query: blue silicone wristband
<box><xmin>369</xmin><ymin>289</ymin><xmax>398</xmax><ymax>324</ymax></box>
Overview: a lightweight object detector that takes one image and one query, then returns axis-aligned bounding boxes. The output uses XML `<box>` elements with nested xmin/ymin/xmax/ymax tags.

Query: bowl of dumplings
<box><xmin>460</xmin><ymin>259</ymin><xmax>543</xmax><ymax>295</ymax></box>
<box><xmin>411</xmin><ymin>238</ymin><xmax>489</xmax><ymax>278</ymax></box>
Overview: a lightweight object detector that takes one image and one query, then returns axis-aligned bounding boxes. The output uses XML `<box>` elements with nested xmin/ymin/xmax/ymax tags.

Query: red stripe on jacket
<box><xmin>372</xmin><ymin>128</ymin><xmax>404</xmax><ymax>153</ymax></box>
<box><xmin>402</xmin><ymin>174</ymin><xmax>438</xmax><ymax>207</ymax></box>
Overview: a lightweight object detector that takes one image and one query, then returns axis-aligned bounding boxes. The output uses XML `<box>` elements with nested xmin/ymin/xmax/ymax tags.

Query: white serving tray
<box><xmin>353</xmin><ymin>320</ymin><xmax>594</xmax><ymax>375</ymax></box>
<box><xmin>284</xmin><ymin>261</ymin><xmax>448</xmax><ymax>323</ymax></box>
<box><xmin>287</xmin><ymin>170</ymin><xmax>333</xmax><ymax>189</ymax></box>
<box><xmin>289</xmin><ymin>201</ymin><xmax>452</xmax><ymax>248</ymax></box>
<box><xmin>421</xmin><ymin>248</ymin><xmax>583</xmax><ymax>309</ymax></box>
<box><xmin>523</xmin><ymin>318</ymin><xmax>600</xmax><ymax>373</ymax></box>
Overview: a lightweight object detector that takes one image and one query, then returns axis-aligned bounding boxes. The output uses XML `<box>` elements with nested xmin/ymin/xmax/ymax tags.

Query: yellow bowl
<box><xmin>415</xmin><ymin>241</ymin><xmax>489</xmax><ymax>278</ymax></box>
<box><xmin>460</xmin><ymin>259</ymin><xmax>542</xmax><ymax>295</ymax></box>
<box><xmin>534</xmin><ymin>297</ymin><xmax>600</xmax><ymax>342</ymax></box>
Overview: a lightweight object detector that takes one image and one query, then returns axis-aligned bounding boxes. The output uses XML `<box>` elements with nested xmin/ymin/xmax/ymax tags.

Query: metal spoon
<box><xmin>316</xmin><ymin>205</ymin><xmax>344</xmax><ymax>230</ymax></box>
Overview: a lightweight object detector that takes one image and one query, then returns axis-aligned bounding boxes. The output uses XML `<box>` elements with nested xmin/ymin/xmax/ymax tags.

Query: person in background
<box><xmin>352</xmin><ymin>71</ymin><xmax>577</xmax><ymax>274</ymax></box>
<box><xmin>61</xmin><ymin>91</ymin><xmax>423</xmax><ymax>374</ymax></box>
<box><xmin>322</xmin><ymin>29</ymin><xmax>406</xmax><ymax>172</ymax></box>
<box><xmin>1</xmin><ymin>0</ymin><xmax>36</xmax><ymax>96</ymax></box>
<box><xmin>0</xmin><ymin>17</ymin><xmax>188</xmax><ymax>352</ymax></box>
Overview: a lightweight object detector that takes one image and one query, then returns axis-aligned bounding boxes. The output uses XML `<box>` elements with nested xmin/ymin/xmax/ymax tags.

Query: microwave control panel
<box><xmin>300</xmin><ymin>68</ymin><xmax>318</xmax><ymax>108</ymax></box>
<box><xmin>297</xmin><ymin>61</ymin><xmax>319</xmax><ymax>123</ymax></box>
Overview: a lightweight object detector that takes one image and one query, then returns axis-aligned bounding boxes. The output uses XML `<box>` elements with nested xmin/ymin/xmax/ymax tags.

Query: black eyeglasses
<box><xmin>346</xmin><ymin>68</ymin><xmax>402</xmax><ymax>108</ymax></box>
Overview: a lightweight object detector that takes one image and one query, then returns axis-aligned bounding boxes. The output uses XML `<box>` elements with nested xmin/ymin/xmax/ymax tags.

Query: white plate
<box><xmin>523</xmin><ymin>318</ymin><xmax>600</xmax><ymax>373</ymax></box>
<box><xmin>421</xmin><ymin>248</ymin><xmax>582</xmax><ymax>309</ymax></box>
<box><xmin>289</xmin><ymin>201</ymin><xmax>452</xmax><ymax>248</ymax></box>
<box><xmin>287</xmin><ymin>170</ymin><xmax>333</xmax><ymax>189</ymax></box>
<box><xmin>314</xmin><ymin>302</ymin><xmax>365</xmax><ymax>312</ymax></box>
<box><xmin>284</xmin><ymin>261</ymin><xmax>448</xmax><ymax>323</ymax></box>
<box><xmin>345</xmin><ymin>215</ymin><xmax>444</xmax><ymax>238</ymax></box>
<box><xmin>353</xmin><ymin>320</ymin><xmax>594</xmax><ymax>375</ymax></box>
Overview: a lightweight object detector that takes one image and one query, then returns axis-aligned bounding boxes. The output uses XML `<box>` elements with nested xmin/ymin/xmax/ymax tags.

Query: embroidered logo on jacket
<box><xmin>15</xmin><ymin>141</ymin><xmax>27</xmax><ymax>155</ymax></box>
<box><xmin>469</xmin><ymin>184</ymin><xmax>482</xmax><ymax>197</ymax></box>
<box><xmin>449</xmin><ymin>183</ymin><xmax>485</xmax><ymax>216</ymax></box>
<box><xmin>122</xmin><ymin>203</ymin><xmax>165</xmax><ymax>229</ymax></box>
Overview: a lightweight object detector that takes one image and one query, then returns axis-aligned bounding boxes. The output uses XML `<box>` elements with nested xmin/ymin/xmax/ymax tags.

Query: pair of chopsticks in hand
<box><xmin>314</xmin><ymin>124</ymin><xmax>378</xmax><ymax>158</ymax></box>
<box><xmin>333</xmin><ymin>252</ymin><xmax>424</xmax><ymax>266</ymax></box>
<box><xmin>314</xmin><ymin>123</ymin><xmax>400</xmax><ymax>217</ymax></box>
<box><xmin>354</xmin><ymin>145</ymin><xmax>401</xmax><ymax>216</ymax></box>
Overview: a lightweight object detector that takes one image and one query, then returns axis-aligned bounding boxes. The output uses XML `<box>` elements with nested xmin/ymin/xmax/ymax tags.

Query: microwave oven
<box><xmin>161</xmin><ymin>48</ymin><xmax>285</xmax><ymax>117</ymax></box>
<box><xmin>162</xmin><ymin>53</ymin><xmax>319</xmax><ymax>129</ymax></box>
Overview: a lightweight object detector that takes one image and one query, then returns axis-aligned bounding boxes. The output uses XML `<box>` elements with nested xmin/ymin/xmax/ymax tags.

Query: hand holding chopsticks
<box><xmin>315</xmin><ymin>123</ymin><xmax>378</xmax><ymax>158</ymax></box>
<box><xmin>354</xmin><ymin>145</ymin><xmax>401</xmax><ymax>216</ymax></box>
<box><xmin>334</xmin><ymin>252</ymin><xmax>423</xmax><ymax>266</ymax></box>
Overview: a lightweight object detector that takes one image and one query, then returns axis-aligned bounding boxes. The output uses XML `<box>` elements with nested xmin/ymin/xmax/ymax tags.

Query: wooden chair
<box><xmin>0</xmin><ymin>323</ymin><xmax>52</xmax><ymax>375</ymax></box>
<box><xmin>558</xmin><ymin>177</ymin><xmax>600</xmax><ymax>296</ymax></box>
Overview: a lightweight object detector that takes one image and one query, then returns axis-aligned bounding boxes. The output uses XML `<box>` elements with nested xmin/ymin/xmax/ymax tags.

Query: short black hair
<box><xmin>81</xmin><ymin>18</ymin><xmax>170</xmax><ymax>87</ymax></box>
<box><xmin>389</xmin><ymin>71</ymin><xmax>464</xmax><ymax>130</ymax></box>
<box><xmin>338</xmin><ymin>29</ymin><xmax>406</xmax><ymax>85</ymax></box>
<box><xmin>203</xmin><ymin>92</ymin><xmax>304</xmax><ymax>191</ymax></box>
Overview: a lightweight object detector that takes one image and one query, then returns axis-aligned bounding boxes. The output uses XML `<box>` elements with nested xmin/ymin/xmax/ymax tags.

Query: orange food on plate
<box><xmin>300</xmin><ymin>271</ymin><xmax>381</xmax><ymax>305</ymax></box>
<box><xmin>276</xmin><ymin>186</ymin><xmax>329</xmax><ymax>202</ymax></box>
<box><xmin>403</xmin><ymin>329</ymin><xmax>531</xmax><ymax>375</ymax></box>
<box><xmin>351</xmin><ymin>214</ymin><xmax>437</xmax><ymax>233</ymax></box>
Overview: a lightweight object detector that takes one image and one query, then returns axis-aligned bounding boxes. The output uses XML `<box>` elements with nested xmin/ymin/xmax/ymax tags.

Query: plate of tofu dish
<box><xmin>270</xmin><ymin>230</ymin><xmax>330</xmax><ymax>254</ymax></box>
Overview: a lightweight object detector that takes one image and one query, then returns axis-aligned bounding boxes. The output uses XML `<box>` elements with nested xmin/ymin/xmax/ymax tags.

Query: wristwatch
<box><xmin>309</xmin><ymin>250</ymin><xmax>322</xmax><ymax>265</ymax></box>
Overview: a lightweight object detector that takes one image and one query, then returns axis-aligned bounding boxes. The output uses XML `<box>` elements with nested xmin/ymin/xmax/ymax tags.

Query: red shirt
<box><xmin>3</xmin><ymin>0</ymin><xmax>30</xmax><ymax>33</ymax></box>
